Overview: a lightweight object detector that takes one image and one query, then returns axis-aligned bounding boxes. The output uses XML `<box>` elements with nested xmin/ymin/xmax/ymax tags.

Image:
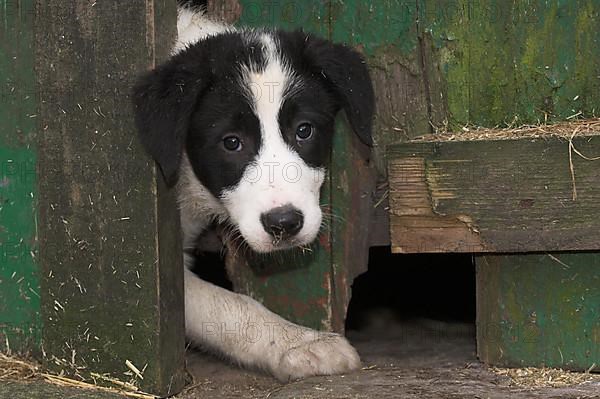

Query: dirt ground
<box><xmin>178</xmin><ymin>319</ymin><xmax>600</xmax><ymax>399</ymax></box>
<box><xmin>4</xmin><ymin>254</ymin><xmax>597</xmax><ymax>398</ymax></box>
<box><xmin>1</xmin><ymin>318</ymin><xmax>598</xmax><ymax>398</ymax></box>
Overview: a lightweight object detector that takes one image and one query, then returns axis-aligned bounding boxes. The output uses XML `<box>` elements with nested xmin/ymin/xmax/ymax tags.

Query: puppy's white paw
<box><xmin>272</xmin><ymin>332</ymin><xmax>361</xmax><ymax>382</ymax></box>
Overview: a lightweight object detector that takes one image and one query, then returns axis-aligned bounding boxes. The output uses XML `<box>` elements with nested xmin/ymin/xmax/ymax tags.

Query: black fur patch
<box><xmin>277</xmin><ymin>30</ymin><xmax>375</xmax><ymax>146</ymax></box>
<box><xmin>132</xmin><ymin>27</ymin><xmax>374</xmax><ymax>195</ymax></box>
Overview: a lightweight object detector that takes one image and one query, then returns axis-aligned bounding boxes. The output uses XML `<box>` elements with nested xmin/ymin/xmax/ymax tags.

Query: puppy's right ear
<box><xmin>132</xmin><ymin>54</ymin><xmax>208</xmax><ymax>186</ymax></box>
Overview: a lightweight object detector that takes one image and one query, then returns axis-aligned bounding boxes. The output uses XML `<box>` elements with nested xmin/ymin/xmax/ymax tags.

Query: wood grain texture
<box><xmin>207</xmin><ymin>0</ymin><xmax>242</xmax><ymax>23</ymax></box>
<box><xmin>35</xmin><ymin>1</ymin><xmax>185</xmax><ymax>395</ymax></box>
<box><xmin>388</xmin><ymin>134</ymin><xmax>600</xmax><ymax>253</ymax></box>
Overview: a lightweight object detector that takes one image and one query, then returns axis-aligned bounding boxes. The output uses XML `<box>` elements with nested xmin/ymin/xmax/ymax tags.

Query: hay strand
<box><xmin>413</xmin><ymin>118</ymin><xmax>600</xmax><ymax>142</ymax></box>
<box><xmin>0</xmin><ymin>353</ymin><xmax>38</xmax><ymax>381</ymax></box>
<box><xmin>567</xmin><ymin>124</ymin><xmax>600</xmax><ymax>200</ymax></box>
<box><xmin>40</xmin><ymin>373</ymin><xmax>156</xmax><ymax>399</ymax></box>
<box><xmin>413</xmin><ymin>119</ymin><xmax>600</xmax><ymax>201</ymax></box>
<box><xmin>492</xmin><ymin>366</ymin><xmax>600</xmax><ymax>389</ymax></box>
<box><xmin>0</xmin><ymin>353</ymin><xmax>156</xmax><ymax>398</ymax></box>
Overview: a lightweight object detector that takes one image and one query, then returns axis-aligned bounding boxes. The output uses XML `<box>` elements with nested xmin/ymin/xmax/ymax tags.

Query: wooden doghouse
<box><xmin>0</xmin><ymin>0</ymin><xmax>598</xmax><ymax>397</ymax></box>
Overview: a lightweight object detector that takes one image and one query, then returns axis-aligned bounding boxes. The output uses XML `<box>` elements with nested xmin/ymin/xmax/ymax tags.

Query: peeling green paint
<box><xmin>0</xmin><ymin>149</ymin><xmax>40</xmax><ymax>353</ymax></box>
<box><xmin>0</xmin><ymin>0</ymin><xmax>41</xmax><ymax>354</ymax></box>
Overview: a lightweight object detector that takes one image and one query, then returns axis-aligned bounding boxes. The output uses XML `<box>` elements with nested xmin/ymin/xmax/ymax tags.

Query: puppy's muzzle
<box><xmin>260</xmin><ymin>205</ymin><xmax>304</xmax><ymax>239</ymax></box>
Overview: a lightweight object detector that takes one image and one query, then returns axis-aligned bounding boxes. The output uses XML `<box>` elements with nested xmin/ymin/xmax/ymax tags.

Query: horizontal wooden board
<box><xmin>387</xmin><ymin>134</ymin><xmax>600</xmax><ymax>253</ymax></box>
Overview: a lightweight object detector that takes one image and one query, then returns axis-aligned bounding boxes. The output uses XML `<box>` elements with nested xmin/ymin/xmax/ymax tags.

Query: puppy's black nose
<box><xmin>260</xmin><ymin>205</ymin><xmax>304</xmax><ymax>239</ymax></box>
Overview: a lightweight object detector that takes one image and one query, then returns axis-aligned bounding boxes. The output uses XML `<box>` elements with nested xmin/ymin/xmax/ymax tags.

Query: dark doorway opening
<box><xmin>346</xmin><ymin>246</ymin><xmax>476</xmax><ymax>332</ymax></box>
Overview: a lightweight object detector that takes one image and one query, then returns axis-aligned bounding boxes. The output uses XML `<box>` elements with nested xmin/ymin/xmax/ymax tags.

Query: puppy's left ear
<box><xmin>132</xmin><ymin>52</ymin><xmax>208</xmax><ymax>186</ymax></box>
<box><xmin>305</xmin><ymin>36</ymin><xmax>375</xmax><ymax>146</ymax></box>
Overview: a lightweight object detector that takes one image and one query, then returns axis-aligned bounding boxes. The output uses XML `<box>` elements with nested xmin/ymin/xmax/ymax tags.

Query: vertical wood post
<box><xmin>35</xmin><ymin>1</ymin><xmax>186</xmax><ymax>395</ymax></box>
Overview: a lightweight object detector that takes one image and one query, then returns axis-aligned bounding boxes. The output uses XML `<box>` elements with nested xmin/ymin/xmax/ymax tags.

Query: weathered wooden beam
<box><xmin>387</xmin><ymin>133</ymin><xmax>600</xmax><ymax>253</ymax></box>
<box><xmin>476</xmin><ymin>253</ymin><xmax>599</xmax><ymax>371</ymax></box>
<box><xmin>35</xmin><ymin>1</ymin><xmax>185</xmax><ymax>396</ymax></box>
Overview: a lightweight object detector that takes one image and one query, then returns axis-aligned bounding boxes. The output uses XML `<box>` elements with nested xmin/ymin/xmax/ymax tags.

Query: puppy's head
<box><xmin>133</xmin><ymin>30</ymin><xmax>374</xmax><ymax>253</ymax></box>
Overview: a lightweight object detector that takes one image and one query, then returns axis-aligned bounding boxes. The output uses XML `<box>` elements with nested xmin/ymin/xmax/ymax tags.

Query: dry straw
<box><xmin>413</xmin><ymin>118</ymin><xmax>600</xmax><ymax>201</ymax></box>
<box><xmin>492</xmin><ymin>366</ymin><xmax>599</xmax><ymax>389</ymax></box>
<box><xmin>0</xmin><ymin>353</ymin><xmax>38</xmax><ymax>381</ymax></box>
<box><xmin>0</xmin><ymin>353</ymin><xmax>156</xmax><ymax>399</ymax></box>
<box><xmin>414</xmin><ymin>118</ymin><xmax>600</xmax><ymax>142</ymax></box>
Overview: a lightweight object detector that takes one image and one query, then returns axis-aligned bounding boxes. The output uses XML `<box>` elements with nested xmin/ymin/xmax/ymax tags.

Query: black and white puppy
<box><xmin>133</xmin><ymin>5</ymin><xmax>374</xmax><ymax>382</ymax></box>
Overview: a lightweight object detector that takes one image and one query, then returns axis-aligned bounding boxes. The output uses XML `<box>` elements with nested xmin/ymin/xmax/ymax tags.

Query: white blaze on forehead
<box><xmin>221</xmin><ymin>33</ymin><xmax>325</xmax><ymax>253</ymax></box>
<box><xmin>240</xmin><ymin>33</ymin><xmax>302</xmax><ymax>175</ymax></box>
<box><xmin>242</xmin><ymin>34</ymin><xmax>296</xmax><ymax>130</ymax></box>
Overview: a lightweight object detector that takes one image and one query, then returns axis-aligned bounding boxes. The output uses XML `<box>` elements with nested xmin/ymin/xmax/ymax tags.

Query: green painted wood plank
<box><xmin>236</xmin><ymin>0</ymin><xmax>330</xmax><ymax>33</ymax></box>
<box><xmin>35</xmin><ymin>1</ymin><xmax>185</xmax><ymax>395</ymax></box>
<box><xmin>0</xmin><ymin>0</ymin><xmax>41</xmax><ymax>354</ymax></box>
<box><xmin>387</xmin><ymin>133</ymin><xmax>600</xmax><ymax>253</ymax></box>
<box><xmin>330</xmin><ymin>0</ymin><xmax>418</xmax><ymax>56</ymax></box>
<box><xmin>329</xmin><ymin>120</ymin><xmax>375</xmax><ymax>330</ymax></box>
<box><xmin>477</xmin><ymin>253</ymin><xmax>599</xmax><ymax>371</ymax></box>
<box><xmin>421</xmin><ymin>0</ymin><xmax>600</xmax><ymax>130</ymax></box>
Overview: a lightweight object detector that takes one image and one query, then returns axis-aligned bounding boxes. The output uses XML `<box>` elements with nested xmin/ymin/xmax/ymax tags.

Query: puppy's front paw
<box><xmin>272</xmin><ymin>332</ymin><xmax>361</xmax><ymax>382</ymax></box>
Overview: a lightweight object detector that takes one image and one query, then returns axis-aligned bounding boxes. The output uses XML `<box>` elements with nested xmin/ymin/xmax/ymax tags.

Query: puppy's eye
<box><xmin>295</xmin><ymin>122</ymin><xmax>314</xmax><ymax>141</ymax></box>
<box><xmin>223</xmin><ymin>135</ymin><xmax>242</xmax><ymax>152</ymax></box>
